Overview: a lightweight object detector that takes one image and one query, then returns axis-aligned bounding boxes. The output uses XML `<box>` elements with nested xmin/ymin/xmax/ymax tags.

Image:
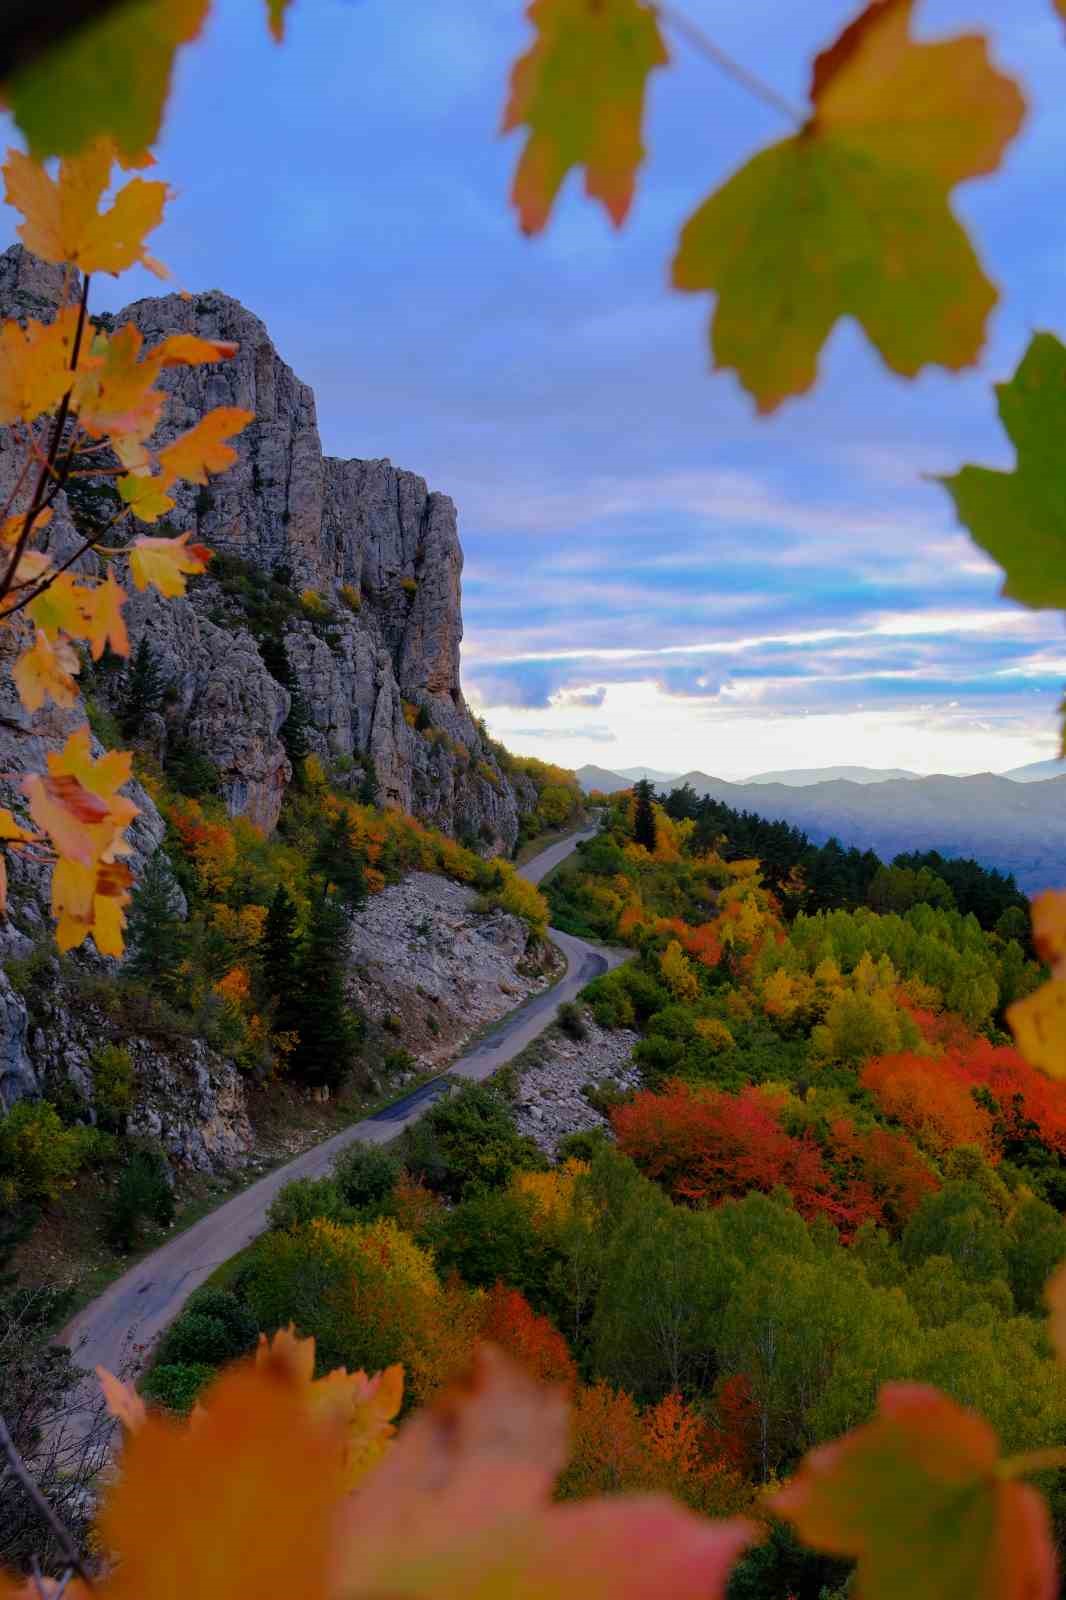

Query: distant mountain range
<box><xmin>615</xmin><ymin>766</ymin><xmax>682</xmax><ymax>783</ymax></box>
<box><xmin>574</xmin><ymin>764</ymin><xmax>1066</xmax><ymax>891</ymax></box>
<box><xmin>1001</xmin><ymin>758</ymin><xmax>1066</xmax><ymax>782</ymax></box>
<box><xmin>745</xmin><ymin>765</ymin><xmax>920</xmax><ymax>787</ymax></box>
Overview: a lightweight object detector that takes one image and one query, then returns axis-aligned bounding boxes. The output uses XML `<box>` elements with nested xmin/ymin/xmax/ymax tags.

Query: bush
<box><xmin>558</xmin><ymin>1002</ymin><xmax>587</xmax><ymax>1041</ymax></box>
<box><xmin>0</xmin><ymin>1101</ymin><xmax>103</xmax><ymax>1207</ymax></box>
<box><xmin>107</xmin><ymin>1147</ymin><xmax>175</xmax><ymax>1253</ymax></box>
<box><xmin>91</xmin><ymin>1043</ymin><xmax>134</xmax><ymax>1131</ymax></box>
<box><xmin>331</xmin><ymin>1143</ymin><xmax>402</xmax><ymax>1216</ymax></box>
<box><xmin>155</xmin><ymin>1293</ymin><xmax>259</xmax><ymax>1367</ymax></box>
<box><xmin>140</xmin><ymin>1362</ymin><xmax>216</xmax><ymax>1415</ymax></box>
<box><xmin>403</xmin><ymin>1081</ymin><xmax>546</xmax><ymax>1201</ymax></box>
<box><xmin>266</xmin><ymin>1176</ymin><xmax>351</xmax><ymax>1232</ymax></box>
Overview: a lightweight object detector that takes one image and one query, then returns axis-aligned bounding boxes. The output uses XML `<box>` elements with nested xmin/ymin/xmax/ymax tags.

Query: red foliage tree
<box><xmin>827</xmin><ymin>1116</ymin><xmax>939</xmax><ymax>1232</ymax></box>
<box><xmin>479</xmin><ymin>1282</ymin><xmax>577</xmax><ymax>1390</ymax></box>
<box><xmin>861</xmin><ymin>1052</ymin><xmax>998</xmax><ymax>1159</ymax></box>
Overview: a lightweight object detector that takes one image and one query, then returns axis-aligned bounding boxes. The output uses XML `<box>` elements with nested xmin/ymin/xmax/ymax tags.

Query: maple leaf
<box><xmin>0</xmin><ymin>308</ymin><xmax>83</xmax><ymax>425</ymax></box>
<box><xmin>772</xmin><ymin>1383</ymin><xmax>1057</xmax><ymax>1600</ymax></box>
<box><xmin>1007</xmin><ymin>891</ymin><xmax>1066</xmax><ymax>1079</ymax></box>
<box><xmin>0</xmin><ymin>506</ymin><xmax>50</xmax><ymax>547</ymax></box>
<box><xmin>79</xmin><ymin>572</ymin><xmax>131</xmax><ymax>660</ymax></box>
<box><xmin>503</xmin><ymin>0</ymin><xmax>669</xmax><ymax>233</ymax></box>
<box><xmin>158</xmin><ymin>405</ymin><xmax>253</xmax><ymax>486</ymax></box>
<box><xmin>3</xmin><ymin>141</ymin><xmax>170</xmax><ymax>278</ymax></box>
<box><xmin>3</xmin><ymin>0</ymin><xmax>211</xmax><ymax>163</ymax></box>
<box><xmin>129</xmin><ymin>531</ymin><xmax>212</xmax><ymax>597</ymax></box>
<box><xmin>940</xmin><ymin>334</ymin><xmax>1066</xmax><ymax>610</ymax></box>
<box><xmin>74</xmin><ymin>325</ymin><xmax>241</xmax><ymax>468</ymax></box>
<box><xmin>672</xmin><ymin>0</ymin><xmax>1025</xmax><ymax>412</ymax></box>
<box><xmin>267</xmin><ymin>0</ymin><xmax>296</xmax><ymax>43</ymax></box>
<box><xmin>337</xmin><ymin>1345</ymin><xmax>757</xmax><ymax>1598</ymax></box>
<box><xmin>118</xmin><ymin>471</ymin><xmax>175</xmax><ymax>523</ymax></box>
<box><xmin>12</xmin><ymin>628</ymin><xmax>80</xmax><ymax>712</ymax></box>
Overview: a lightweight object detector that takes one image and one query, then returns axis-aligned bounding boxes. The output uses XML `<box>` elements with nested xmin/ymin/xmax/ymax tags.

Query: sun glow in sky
<box><xmin>6</xmin><ymin>0</ymin><xmax>1066</xmax><ymax>777</ymax></box>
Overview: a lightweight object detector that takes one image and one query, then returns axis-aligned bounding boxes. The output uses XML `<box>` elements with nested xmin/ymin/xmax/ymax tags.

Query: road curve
<box><xmin>59</xmin><ymin>822</ymin><xmax>622</xmax><ymax>1380</ymax></box>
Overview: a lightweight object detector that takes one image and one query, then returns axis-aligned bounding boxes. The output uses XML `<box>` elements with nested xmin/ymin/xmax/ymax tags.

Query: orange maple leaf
<box><xmin>3</xmin><ymin>140</ymin><xmax>170</xmax><ymax>278</ymax></box>
<box><xmin>79</xmin><ymin>571</ymin><xmax>130</xmax><ymax>660</ymax></box>
<box><xmin>158</xmin><ymin>405</ymin><xmax>253</xmax><ymax>486</ymax></box>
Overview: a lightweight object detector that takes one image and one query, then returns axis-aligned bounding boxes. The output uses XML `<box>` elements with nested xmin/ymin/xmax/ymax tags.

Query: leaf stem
<box><xmin>654</xmin><ymin>3</ymin><xmax>805</xmax><ymax>128</ymax></box>
<box><xmin>999</xmin><ymin>1445</ymin><xmax>1066</xmax><ymax>1479</ymax></box>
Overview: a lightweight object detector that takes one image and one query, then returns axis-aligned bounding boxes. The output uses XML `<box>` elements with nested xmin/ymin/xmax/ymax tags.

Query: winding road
<box><xmin>59</xmin><ymin>823</ymin><xmax>623</xmax><ymax>1381</ymax></box>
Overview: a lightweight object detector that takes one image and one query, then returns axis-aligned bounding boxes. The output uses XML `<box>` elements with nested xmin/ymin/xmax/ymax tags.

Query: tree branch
<box><xmin>0</xmin><ymin>1414</ymin><xmax>93</xmax><ymax>1586</ymax></box>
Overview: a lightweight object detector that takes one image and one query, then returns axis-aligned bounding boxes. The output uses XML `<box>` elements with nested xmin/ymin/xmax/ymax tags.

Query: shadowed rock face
<box><xmin>0</xmin><ymin>246</ymin><xmax>535</xmax><ymax>846</ymax></box>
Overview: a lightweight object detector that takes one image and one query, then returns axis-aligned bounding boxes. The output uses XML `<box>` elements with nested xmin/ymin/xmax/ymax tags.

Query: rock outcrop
<box><xmin>345</xmin><ymin>871</ymin><xmax>560</xmax><ymax>1069</ymax></box>
<box><xmin>0</xmin><ymin>245</ymin><xmax>535</xmax><ymax>847</ymax></box>
<box><xmin>111</xmin><ymin>279</ymin><xmax>534</xmax><ymax>843</ymax></box>
<box><xmin>512</xmin><ymin>1008</ymin><xmax>641</xmax><ymax>1157</ymax></box>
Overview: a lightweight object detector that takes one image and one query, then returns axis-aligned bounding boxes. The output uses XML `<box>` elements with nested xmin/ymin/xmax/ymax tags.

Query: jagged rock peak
<box><xmin>0</xmin><ymin>245</ymin><xmax>535</xmax><ymax>848</ymax></box>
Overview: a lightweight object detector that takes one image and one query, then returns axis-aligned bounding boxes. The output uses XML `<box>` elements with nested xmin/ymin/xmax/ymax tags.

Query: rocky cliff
<box><xmin>0</xmin><ymin>245</ymin><xmax>539</xmax><ymax>1135</ymax></box>
<box><xmin>0</xmin><ymin>244</ymin><xmax>535</xmax><ymax>844</ymax></box>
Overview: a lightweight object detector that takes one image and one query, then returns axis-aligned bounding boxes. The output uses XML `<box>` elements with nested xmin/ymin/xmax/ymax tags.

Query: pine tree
<box><xmin>261</xmin><ymin>884</ymin><xmax>301</xmax><ymax>1037</ymax></box>
<box><xmin>632</xmin><ymin>778</ymin><xmax>657</xmax><ymax>853</ymax></box>
<box><xmin>313</xmin><ymin>813</ymin><xmax>368</xmax><ymax>909</ymax></box>
<box><xmin>290</xmin><ymin>890</ymin><xmax>362</xmax><ymax>1090</ymax></box>
<box><xmin>260</xmin><ymin>633</ymin><xmax>313</xmax><ymax>763</ymax></box>
<box><xmin>124</xmin><ymin>851</ymin><xmax>186</xmax><ymax>995</ymax></box>
<box><xmin>358</xmin><ymin>755</ymin><xmax>380</xmax><ymax>806</ymax></box>
<box><xmin>120</xmin><ymin>636</ymin><xmax>167</xmax><ymax>738</ymax></box>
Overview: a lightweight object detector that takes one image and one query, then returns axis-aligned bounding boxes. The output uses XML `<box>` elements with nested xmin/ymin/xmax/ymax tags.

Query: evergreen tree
<box><xmin>125</xmin><ymin>851</ymin><xmax>186</xmax><ymax>995</ymax></box>
<box><xmin>313</xmin><ymin>813</ymin><xmax>368</xmax><ymax>909</ymax></box>
<box><xmin>358</xmin><ymin>755</ymin><xmax>380</xmax><ymax>807</ymax></box>
<box><xmin>261</xmin><ymin>884</ymin><xmax>301</xmax><ymax>1036</ymax></box>
<box><xmin>260</xmin><ymin>633</ymin><xmax>313</xmax><ymax>763</ymax></box>
<box><xmin>632</xmin><ymin>778</ymin><xmax>657</xmax><ymax>853</ymax></box>
<box><xmin>120</xmin><ymin>636</ymin><xmax>167</xmax><ymax>738</ymax></box>
<box><xmin>289</xmin><ymin>890</ymin><xmax>362</xmax><ymax>1090</ymax></box>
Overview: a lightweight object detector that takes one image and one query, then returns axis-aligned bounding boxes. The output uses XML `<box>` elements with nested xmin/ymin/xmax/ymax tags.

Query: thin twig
<box><xmin>0</xmin><ymin>1414</ymin><xmax>93</xmax><ymax>1586</ymax></box>
<box><xmin>654</xmin><ymin>3</ymin><xmax>806</xmax><ymax>128</ymax></box>
<box><xmin>0</xmin><ymin>505</ymin><xmax>132</xmax><ymax>622</ymax></box>
<box><xmin>0</xmin><ymin>274</ymin><xmax>93</xmax><ymax>608</ymax></box>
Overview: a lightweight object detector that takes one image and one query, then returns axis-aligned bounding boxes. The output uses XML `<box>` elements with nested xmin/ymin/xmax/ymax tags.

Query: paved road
<box><xmin>59</xmin><ymin>822</ymin><xmax>622</xmax><ymax>1381</ymax></box>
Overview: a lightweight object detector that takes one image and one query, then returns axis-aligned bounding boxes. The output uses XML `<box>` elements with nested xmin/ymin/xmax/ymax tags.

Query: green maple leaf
<box><xmin>502</xmin><ymin>0</ymin><xmax>669</xmax><ymax>235</ymax></box>
<box><xmin>940</xmin><ymin>332</ymin><xmax>1066</xmax><ymax>610</ymax></box>
<box><xmin>672</xmin><ymin>0</ymin><xmax>1025</xmax><ymax>413</ymax></box>
<box><xmin>772</xmin><ymin>1384</ymin><xmax>1057</xmax><ymax>1600</ymax></box>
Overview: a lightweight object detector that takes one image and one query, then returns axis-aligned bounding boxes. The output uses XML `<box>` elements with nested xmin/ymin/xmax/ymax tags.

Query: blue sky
<box><xmin>7</xmin><ymin>0</ymin><xmax>1066</xmax><ymax>778</ymax></box>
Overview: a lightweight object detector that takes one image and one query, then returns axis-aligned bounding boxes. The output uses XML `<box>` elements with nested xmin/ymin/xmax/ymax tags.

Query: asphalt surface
<box><xmin>59</xmin><ymin>823</ymin><xmax>623</xmax><ymax>1381</ymax></box>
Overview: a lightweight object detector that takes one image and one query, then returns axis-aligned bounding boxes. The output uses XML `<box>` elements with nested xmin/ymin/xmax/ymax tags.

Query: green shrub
<box><xmin>331</xmin><ymin>1143</ymin><xmax>401</xmax><ymax>1217</ymax></box>
<box><xmin>140</xmin><ymin>1362</ymin><xmax>216</xmax><ymax>1415</ymax></box>
<box><xmin>107</xmin><ymin>1147</ymin><xmax>175</xmax><ymax>1252</ymax></box>
<box><xmin>155</xmin><ymin>1294</ymin><xmax>258</xmax><ymax>1366</ymax></box>
<box><xmin>402</xmin><ymin>1081</ymin><xmax>545</xmax><ymax>1201</ymax></box>
<box><xmin>266</xmin><ymin>1176</ymin><xmax>351</xmax><ymax>1232</ymax></box>
<box><xmin>0</xmin><ymin>1101</ymin><xmax>104</xmax><ymax>1207</ymax></box>
<box><xmin>91</xmin><ymin>1043</ymin><xmax>134</xmax><ymax>1131</ymax></box>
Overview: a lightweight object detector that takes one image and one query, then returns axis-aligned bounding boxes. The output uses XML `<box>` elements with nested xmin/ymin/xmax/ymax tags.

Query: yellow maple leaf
<box><xmin>12</xmin><ymin>628</ymin><xmax>80</xmax><ymax>712</ymax></box>
<box><xmin>0</xmin><ymin>307</ymin><xmax>82</xmax><ymax>425</ymax></box>
<box><xmin>118</xmin><ymin>471</ymin><xmax>175</xmax><ymax>523</ymax></box>
<box><xmin>0</xmin><ymin>807</ymin><xmax>40</xmax><ymax>918</ymax></box>
<box><xmin>26</xmin><ymin>572</ymin><xmax>88</xmax><ymax>640</ymax></box>
<box><xmin>129</xmin><ymin>531</ymin><xmax>212</xmax><ymax>597</ymax></box>
<box><xmin>158</xmin><ymin>405</ymin><xmax>254</xmax><ymax>487</ymax></box>
<box><xmin>2</xmin><ymin>140</ymin><xmax>170</xmax><ymax>278</ymax></box>
<box><xmin>74</xmin><ymin>324</ymin><xmax>241</xmax><ymax>469</ymax></box>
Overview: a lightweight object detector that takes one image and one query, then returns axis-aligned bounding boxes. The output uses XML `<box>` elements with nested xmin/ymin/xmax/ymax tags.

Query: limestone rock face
<box><xmin>106</xmin><ymin>278</ymin><xmax>530</xmax><ymax>849</ymax></box>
